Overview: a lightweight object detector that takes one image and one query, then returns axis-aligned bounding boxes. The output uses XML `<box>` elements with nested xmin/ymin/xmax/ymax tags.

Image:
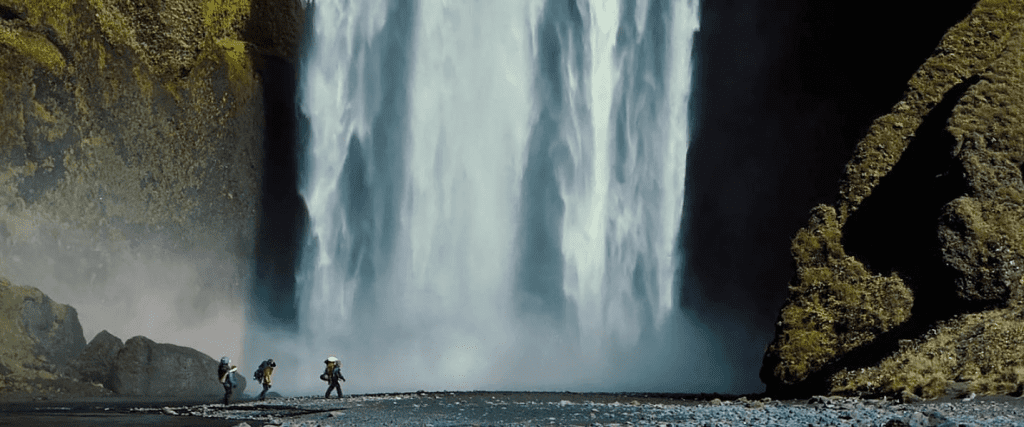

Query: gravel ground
<box><xmin>132</xmin><ymin>392</ymin><xmax>1024</xmax><ymax>426</ymax></box>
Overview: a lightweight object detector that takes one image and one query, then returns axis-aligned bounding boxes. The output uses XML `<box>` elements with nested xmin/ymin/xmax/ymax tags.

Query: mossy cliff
<box><xmin>0</xmin><ymin>0</ymin><xmax>304</xmax><ymax>250</ymax></box>
<box><xmin>762</xmin><ymin>0</ymin><xmax>1024</xmax><ymax>398</ymax></box>
<box><xmin>0</xmin><ymin>277</ymin><xmax>97</xmax><ymax>396</ymax></box>
<box><xmin>0</xmin><ymin>0</ymin><xmax>303</xmax><ymax>373</ymax></box>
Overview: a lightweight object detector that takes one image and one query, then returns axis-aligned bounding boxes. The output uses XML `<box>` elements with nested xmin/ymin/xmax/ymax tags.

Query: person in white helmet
<box><xmin>321</xmin><ymin>356</ymin><xmax>346</xmax><ymax>398</ymax></box>
<box><xmin>217</xmin><ymin>356</ymin><xmax>238</xmax><ymax>404</ymax></box>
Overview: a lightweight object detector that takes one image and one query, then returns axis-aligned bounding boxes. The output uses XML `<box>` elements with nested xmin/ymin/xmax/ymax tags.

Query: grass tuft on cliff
<box><xmin>832</xmin><ymin>302</ymin><xmax>1024</xmax><ymax>399</ymax></box>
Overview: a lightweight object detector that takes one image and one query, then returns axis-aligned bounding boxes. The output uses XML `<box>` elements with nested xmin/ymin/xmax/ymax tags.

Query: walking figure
<box><xmin>218</xmin><ymin>357</ymin><xmax>238</xmax><ymax>405</ymax></box>
<box><xmin>321</xmin><ymin>356</ymin><xmax>346</xmax><ymax>398</ymax></box>
<box><xmin>254</xmin><ymin>359</ymin><xmax>276</xmax><ymax>400</ymax></box>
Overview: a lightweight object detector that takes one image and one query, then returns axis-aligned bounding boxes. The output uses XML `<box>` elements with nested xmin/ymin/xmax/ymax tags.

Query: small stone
<box><xmin>161</xmin><ymin>407</ymin><xmax>177</xmax><ymax>415</ymax></box>
<box><xmin>709</xmin><ymin>398</ymin><xmax>722</xmax><ymax>406</ymax></box>
<box><xmin>900</xmin><ymin>390</ymin><xmax>923</xmax><ymax>403</ymax></box>
<box><xmin>923</xmin><ymin>410</ymin><xmax>949</xmax><ymax>425</ymax></box>
<box><xmin>883</xmin><ymin>419</ymin><xmax>909</xmax><ymax>427</ymax></box>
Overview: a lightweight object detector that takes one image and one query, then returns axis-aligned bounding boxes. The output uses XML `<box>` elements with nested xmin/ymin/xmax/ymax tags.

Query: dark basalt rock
<box><xmin>110</xmin><ymin>335</ymin><xmax>245</xmax><ymax>397</ymax></box>
<box><xmin>68</xmin><ymin>330</ymin><xmax>124</xmax><ymax>388</ymax></box>
<box><xmin>19</xmin><ymin>289</ymin><xmax>86</xmax><ymax>370</ymax></box>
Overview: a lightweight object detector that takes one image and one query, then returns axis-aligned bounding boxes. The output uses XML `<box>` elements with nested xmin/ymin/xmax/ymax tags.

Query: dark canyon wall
<box><xmin>686</xmin><ymin>0</ymin><xmax>980</xmax><ymax>391</ymax></box>
<box><xmin>762</xmin><ymin>0</ymin><xmax>1024</xmax><ymax>399</ymax></box>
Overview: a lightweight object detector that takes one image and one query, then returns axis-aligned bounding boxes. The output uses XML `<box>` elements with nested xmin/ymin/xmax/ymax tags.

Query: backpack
<box><xmin>254</xmin><ymin>361</ymin><xmax>267</xmax><ymax>382</ymax></box>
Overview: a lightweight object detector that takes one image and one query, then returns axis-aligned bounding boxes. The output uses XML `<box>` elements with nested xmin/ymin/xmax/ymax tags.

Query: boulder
<box><xmin>110</xmin><ymin>336</ymin><xmax>245</xmax><ymax>397</ymax></box>
<box><xmin>762</xmin><ymin>0</ymin><xmax>1024</xmax><ymax>398</ymax></box>
<box><xmin>69</xmin><ymin>330</ymin><xmax>124</xmax><ymax>387</ymax></box>
<box><xmin>19</xmin><ymin>291</ymin><xmax>87</xmax><ymax>370</ymax></box>
<box><xmin>0</xmin><ymin>278</ymin><xmax>86</xmax><ymax>379</ymax></box>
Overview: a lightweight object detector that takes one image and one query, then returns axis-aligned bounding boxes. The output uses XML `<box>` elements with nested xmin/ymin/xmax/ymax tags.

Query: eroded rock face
<box><xmin>0</xmin><ymin>0</ymin><xmax>277</xmax><ymax>245</ymax></box>
<box><xmin>110</xmin><ymin>335</ymin><xmax>244</xmax><ymax>397</ymax></box>
<box><xmin>0</xmin><ymin>0</ymin><xmax>302</xmax><ymax>399</ymax></box>
<box><xmin>0</xmin><ymin>278</ymin><xmax>85</xmax><ymax>382</ymax></box>
<box><xmin>2</xmin><ymin>280</ymin><xmax>239</xmax><ymax>398</ymax></box>
<box><xmin>69</xmin><ymin>329</ymin><xmax>124</xmax><ymax>387</ymax></box>
<box><xmin>19</xmin><ymin>287</ymin><xmax>86</xmax><ymax>369</ymax></box>
<box><xmin>0</xmin><ymin>0</ymin><xmax>305</xmax><ymax>363</ymax></box>
<box><xmin>763</xmin><ymin>0</ymin><xmax>1024</xmax><ymax>397</ymax></box>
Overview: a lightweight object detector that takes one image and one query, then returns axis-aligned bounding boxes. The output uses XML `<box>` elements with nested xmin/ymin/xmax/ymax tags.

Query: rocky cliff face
<box><xmin>762</xmin><ymin>0</ymin><xmax>1024</xmax><ymax>399</ymax></box>
<box><xmin>0</xmin><ymin>0</ymin><xmax>303</xmax><ymax>358</ymax></box>
<box><xmin>110</xmin><ymin>335</ymin><xmax>244</xmax><ymax>397</ymax></box>
<box><xmin>69</xmin><ymin>329</ymin><xmax>122</xmax><ymax>387</ymax></box>
<box><xmin>1</xmin><ymin>279</ymin><xmax>245</xmax><ymax>398</ymax></box>
<box><xmin>0</xmin><ymin>278</ymin><xmax>87</xmax><ymax>393</ymax></box>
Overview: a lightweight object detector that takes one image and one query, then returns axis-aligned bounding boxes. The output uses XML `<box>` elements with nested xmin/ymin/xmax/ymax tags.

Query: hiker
<box><xmin>218</xmin><ymin>357</ymin><xmax>238</xmax><ymax>405</ymax></box>
<box><xmin>254</xmin><ymin>359</ymin><xmax>276</xmax><ymax>400</ymax></box>
<box><xmin>321</xmin><ymin>356</ymin><xmax>346</xmax><ymax>398</ymax></box>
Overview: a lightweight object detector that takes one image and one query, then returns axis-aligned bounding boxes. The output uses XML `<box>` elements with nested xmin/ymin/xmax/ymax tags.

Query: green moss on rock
<box><xmin>0</xmin><ymin>2</ymin><xmax>304</xmax><ymax>396</ymax></box>
<box><xmin>764</xmin><ymin>205</ymin><xmax>913</xmax><ymax>388</ymax></box>
<box><xmin>837</xmin><ymin>0</ymin><xmax>1024</xmax><ymax>223</ymax></box>
<box><xmin>0</xmin><ymin>0</ymin><xmax>299</xmax><ymax>254</ymax></box>
<box><xmin>764</xmin><ymin>0</ymin><xmax>1024</xmax><ymax>398</ymax></box>
<box><xmin>832</xmin><ymin>304</ymin><xmax>1024</xmax><ymax>399</ymax></box>
<box><xmin>0</xmin><ymin>25</ymin><xmax>66</xmax><ymax>72</ymax></box>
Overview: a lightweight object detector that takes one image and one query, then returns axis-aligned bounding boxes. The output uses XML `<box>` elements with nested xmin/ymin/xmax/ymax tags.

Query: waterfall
<box><xmin>283</xmin><ymin>0</ymin><xmax>707</xmax><ymax>394</ymax></box>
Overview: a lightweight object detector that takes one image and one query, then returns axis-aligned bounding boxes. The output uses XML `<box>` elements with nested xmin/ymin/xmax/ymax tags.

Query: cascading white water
<box><xmin>279</xmin><ymin>0</ymin><xmax>709</xmax><ymax>395</ymax></box>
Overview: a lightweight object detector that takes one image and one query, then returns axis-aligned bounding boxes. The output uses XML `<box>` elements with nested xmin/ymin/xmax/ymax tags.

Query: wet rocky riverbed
<box><xmin>120</xmin><ymin>392</ymin><xmax>1024</xmax><ymax>426</ymax></box>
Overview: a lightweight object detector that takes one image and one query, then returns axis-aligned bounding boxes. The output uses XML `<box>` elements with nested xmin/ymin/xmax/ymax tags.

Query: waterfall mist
<box><xmin>249</xmin><ymin>0</ymin><xmax>723</xmax><ymax>395</ymax></box>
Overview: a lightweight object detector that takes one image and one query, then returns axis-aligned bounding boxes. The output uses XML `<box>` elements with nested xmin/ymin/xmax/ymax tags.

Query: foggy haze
<box><xmin>0</xmin><ymin>214</ymin><xmax>248</xmax><ymax>364</ymax></box>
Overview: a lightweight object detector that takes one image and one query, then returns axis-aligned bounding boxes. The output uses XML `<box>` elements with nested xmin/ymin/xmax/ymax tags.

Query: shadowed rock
<box><xmin>110</xmin><ymin>336</ymin><xmax>245</xmax><ymax>397</ymax></box>
<box><xmin>109</xmin><ymin>335</ymin><xmax>243</xmax><ymax>395</ymax></box>
<box><xmin>763</xmin><ymin>0</ymin><xmax>1024</xmax><ymax>398</ymax></box>
<box><xmin>19</xmin><ymin>287</ymin><xmax>86</xmax><ymax>369</ymax></box>
<box><xmin>69</xmin><ymin>330</ymin><xmax>124</xmax><ymax>387</ymax></box>
<box><xmin>0</xmin><ymin>278</ymin><xmax>86</xmax><ymax>381</ymax></box>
